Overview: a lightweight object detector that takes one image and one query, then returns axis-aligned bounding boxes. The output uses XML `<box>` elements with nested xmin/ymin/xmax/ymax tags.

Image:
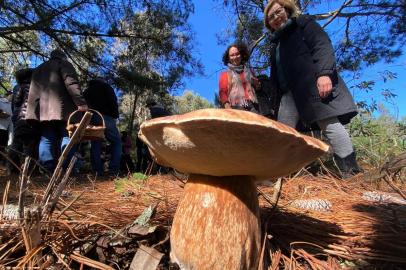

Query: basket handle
<box><xmin>67</xmin><ymin>109</ymin><xmax>105</xmax><ymax>128</ymax></box>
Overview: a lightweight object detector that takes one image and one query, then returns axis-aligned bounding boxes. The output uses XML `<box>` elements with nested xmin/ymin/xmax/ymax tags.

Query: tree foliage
<box><xmin>0</xmin><ymin>0</ymin><xmax>202</xmax><ymax>95</ymax></box>
<box><xmin>173</xmin><ymin>90</ymin><xmax>214</xmax><ymax>114</ymax></box>
<box><xmin>350</xmin><ymin>110</ymin><xmax>406</xmax><ymax>167</ymax></box>
<box><xmin>0</xmin><ymin>0</ymin><xmax>203</xmax><ymax>133</ymax></box>
<box><xmin>109</xmin><ymin>2</ymin><xmax>202</xmax><ymax>133</ymax></box>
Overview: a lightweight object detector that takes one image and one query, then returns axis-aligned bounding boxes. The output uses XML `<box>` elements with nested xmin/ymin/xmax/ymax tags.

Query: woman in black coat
<box><xmin>9</xmin><ymin>68</ymin><xmax>40</xmax><ymax>172</ymax></box>
<box><xmin>264</xmin><ymin>0</ymin><xmax>362</xmax><ymax>178</ymax></box>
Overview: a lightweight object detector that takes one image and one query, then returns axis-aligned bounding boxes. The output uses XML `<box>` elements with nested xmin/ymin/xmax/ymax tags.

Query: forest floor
<box><xmin>0</xmin><ymin>166</ymin><xmax>405</xmax><ymax>269</ymax></box>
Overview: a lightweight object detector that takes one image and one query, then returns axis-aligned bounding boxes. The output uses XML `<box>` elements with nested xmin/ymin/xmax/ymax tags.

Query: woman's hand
<box><xmin>317</xmin><ymin>76</ymin><xmax>333</xmax><ymax>99</ymax></box>
<box><xmin>78</xmin><ymin>105</ymin><xmax>88</xmax><ymax>111</ymax></box>
<box><xmin>224</xmin><ymin>102</ymin><xmax>231</xmax><ymax>109</ymax></box>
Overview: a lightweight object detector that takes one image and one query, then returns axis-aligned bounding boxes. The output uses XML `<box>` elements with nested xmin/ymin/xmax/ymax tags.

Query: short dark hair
<box><xmin>222</xmin><ymin>42</ymin><xmax>250</xmax><ymax>66</ymax></box>
<box><xmin>15</xmin><ymin>68</ymin><xmax>34</xmax><ymax>84</ymax></box>
<box><xmin>50</xmin><ymin>49</ymin><xmax>67</xmax><ymax>60</ymax></box>
<box><xmin>146</xmin><ymin>99</ymin><xmax>157</xmax><ymax>107</ymax></box>
<box><xmin>95</xmin><ymin>77</ymin><xmax>107</xmax><ymax>83</ymax></box>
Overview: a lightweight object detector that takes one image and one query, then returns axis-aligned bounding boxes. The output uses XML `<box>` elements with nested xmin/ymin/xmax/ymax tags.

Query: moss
<box><xmin>114</xmin><ymin>173</ymin><xmax>147</xmax><ymax>193</ymax></box>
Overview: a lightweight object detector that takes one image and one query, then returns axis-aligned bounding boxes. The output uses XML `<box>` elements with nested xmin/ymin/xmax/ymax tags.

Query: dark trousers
<box><xmin>8</xmin><ymin>120</ymin><xmax>40</xmax><ymax>172</ymax></box>
<box><xmin>0</xmin><ymin>129</ymin><xmax>9</xmax><ymax>165</ymax></box>
<box><xmin>136</xmin><ymin>138</ymin><xmax>152</xmax><ymax>173</ymax></box>
<box><xmin>121</xmin><ymin>153</ymin><xmax>135</xmax><ymax>173</ymax></box>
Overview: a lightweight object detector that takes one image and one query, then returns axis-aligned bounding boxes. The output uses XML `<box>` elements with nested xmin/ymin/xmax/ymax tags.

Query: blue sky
<box><xmin>184</xmin><ymin>1</ymin><xmax>406</xmax><ymax>118</ymax></box>
<box><xmin>184</xmin><ymin>1</ymin><xmax>226</xmax><ymax>103</ymax></box>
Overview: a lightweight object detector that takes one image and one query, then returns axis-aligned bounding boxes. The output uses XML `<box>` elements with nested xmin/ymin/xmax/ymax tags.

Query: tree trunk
<box><xmin>128</xmin><ymin>88</ymin><xmax>140</xmax><ymax>136</ymax></box>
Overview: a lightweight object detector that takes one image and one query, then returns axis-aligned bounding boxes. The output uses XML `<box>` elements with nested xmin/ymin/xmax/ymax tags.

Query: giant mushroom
<box><xmin>138</xmin><ymin>108</ymin><xmax>329</xmax><ymax>270</ymax></box>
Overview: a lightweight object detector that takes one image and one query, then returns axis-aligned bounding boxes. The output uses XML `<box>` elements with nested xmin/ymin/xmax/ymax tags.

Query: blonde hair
<box><xmin>264</xmin><ymin>0</ymin><xmax>300</xmax><ymax>31</ymax></box>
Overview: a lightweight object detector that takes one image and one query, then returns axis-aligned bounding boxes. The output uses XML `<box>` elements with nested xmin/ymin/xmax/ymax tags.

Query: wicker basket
<box><xmin>67</xmin><ymin>109</ymin><xmax>105</xmax><ymax>141</ymax></box>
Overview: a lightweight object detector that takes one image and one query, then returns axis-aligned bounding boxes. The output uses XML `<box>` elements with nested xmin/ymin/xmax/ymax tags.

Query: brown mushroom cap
<box><xmin>139</xmin><ymin>109</ymin><xmax>329</xmax><ymax>181</ymax></box>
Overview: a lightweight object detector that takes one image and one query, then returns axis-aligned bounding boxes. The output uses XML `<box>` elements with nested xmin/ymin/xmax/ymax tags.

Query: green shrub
<box><xmin>114</xmin><ymin>172</ymin><xmax>147</xmax><ymax>193</ymax></box>
<box><xmin>349</xmin><ymin>112</ymin><xmax>406</xmax><ymax>168</ymax></box>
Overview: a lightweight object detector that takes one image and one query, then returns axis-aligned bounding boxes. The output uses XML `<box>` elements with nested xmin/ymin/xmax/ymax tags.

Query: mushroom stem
<box><xmin>170</xmin><ymin>174</ymin><xmax>261</xmax><ymax>270</ymax></box>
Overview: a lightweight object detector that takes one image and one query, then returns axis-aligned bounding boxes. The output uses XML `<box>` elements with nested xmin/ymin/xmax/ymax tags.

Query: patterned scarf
<box><xmin>227</xmin><ymin>63</ymin><xmax>257</xmax><ymax>106</ymax></box>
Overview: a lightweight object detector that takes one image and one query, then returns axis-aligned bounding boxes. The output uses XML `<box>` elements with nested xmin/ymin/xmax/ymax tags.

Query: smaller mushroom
<box><xmin>139</xmin><ymin>109</ymin><xmax>329</xmax><ymax>270</ymax></box>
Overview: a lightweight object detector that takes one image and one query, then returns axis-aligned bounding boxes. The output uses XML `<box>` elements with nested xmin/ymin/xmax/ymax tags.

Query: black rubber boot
<box><xmin>334</xmin><ymin>152</ymin><xmax>363</xmax><ymax>179</ymax></box>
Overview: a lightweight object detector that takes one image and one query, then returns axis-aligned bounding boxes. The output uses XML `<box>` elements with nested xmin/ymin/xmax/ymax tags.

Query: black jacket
<box><xmin>255</xmin><ymin>75</ymin><xmax>279</xmax><ymax>119</ymax></box>
<box><xmin>270</xmin><ymin>15</ymin><xmax>357</xmax><ymax>125</ymax></box>
<box><xmin>12</xmin><ymin>68</ymin><xmax>34</xmax><ymax>123</ymax></box>
<box><xmin>11</xmin><ymin>83</ymin><xmax>30</xmax><ymax>123</ymax></box>
<box><xmin>84</xmin><ymin>79</ymin><xmax>119</xmax><ymax>119</ymax></box>
<box><xmin>149</xmin><ymin>104</ymin><xmax>171</xmax><ymax>119</ymax></box>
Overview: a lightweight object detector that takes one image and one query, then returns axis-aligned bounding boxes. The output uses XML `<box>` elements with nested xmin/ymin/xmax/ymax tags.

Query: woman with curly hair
<box><xmin>264</xmin><ymin>0</ymin><xmax>362</xmax><ymax>178</ymax></box>
<box><xmin>218</xmin><ymin>42</ymin><xmax>259</xmax><ymax>112</ymax></box>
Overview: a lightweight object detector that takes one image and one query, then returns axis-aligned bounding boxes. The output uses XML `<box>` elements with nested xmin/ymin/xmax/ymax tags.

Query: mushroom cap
<box><xmin>139</xmin><ymin>109</ymin><xmax>329</xmax><ymax>181</ymax></box>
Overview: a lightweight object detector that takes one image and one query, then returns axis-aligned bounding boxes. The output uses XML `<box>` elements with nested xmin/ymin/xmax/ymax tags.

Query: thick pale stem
<box><xmin>170</xmin><ymin>174</ymin><xmax>261</xmax><ymax>270</ymax></box>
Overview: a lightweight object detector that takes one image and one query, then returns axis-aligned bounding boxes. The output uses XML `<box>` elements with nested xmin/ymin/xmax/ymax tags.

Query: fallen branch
<box><xmin>41</xmin><ymin>111</ymin><xmax>93</xmax><ymax>207</ymax></box>
<box><xmin>383</xmin><ymin>175</ymin><xmax>406</xmax><ymax>200</ymax></box>
<box><xmin>1</xmin><ymin>180</ymin><xmax>11</xmax><ymax>220</ymax></box>
<box><xmin>18</xmin><ymin>157</ymin><xmax>31</xmax><ymax>221</ymax></box>
<box><xmin>45</xmin><ymin>156</ymin><xmax>78</xmax><ymax>217</ymax></box>
<box><xmin>56</xmin><ymin>191</ymin><xmax>85</xmax><ymax>219</ymax></box>
<box><xmin>363</xmin><ymin>151</ymin><xmax>406</xmax><ymax>183</ymax></box>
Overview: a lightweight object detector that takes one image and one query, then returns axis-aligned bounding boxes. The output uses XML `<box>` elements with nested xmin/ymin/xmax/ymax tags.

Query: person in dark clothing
<box><xmin>0</xmin><ymin>97</ymin><xmax>12</xmax><ymax>169</ymax></box>
<box><xmin>84</xmin><ymin>78</ymin><xmax>120</xmax><ymax>120</ymax></box>
<box><xmin>255</xmin><ymin>75</ymin><xmax>279</xmax><ymax>119</ymax></box>
<box><xmin>9</xmin><ymin>68</ymin><xmax>40</xmax><ymax>173</ymax></box>
<box><xmin>264</xmin><ymin>0</ymin><xmax>362</xmax><ymax>178</ymax></box>
<box><xmin>146</xmin><ymin>100</ymin><xmax>172</xmax><ymax>118</ymax></box>
<box><xmin>135</xmin><ymin>100</ymin><xmax>171</xmax><ymax>174</ymax></box>
<box><xmin>135</xmin><ymin>135</ymin><xmax>151</xmax><ymax>173</ymax></box>
<box><xmin>120</xmin><ymin>131</ymin><xmax>135</xmax><ymax>173</ymax></box>
<box><xmin>26</xmin><ymin>49</ymin><xmax>88</xmax><ymax>172</ymax></box>
<box><xmin>83</xmin><ymin>78</ymin><xmax>122</xmax><ymax>176</ymax></box>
